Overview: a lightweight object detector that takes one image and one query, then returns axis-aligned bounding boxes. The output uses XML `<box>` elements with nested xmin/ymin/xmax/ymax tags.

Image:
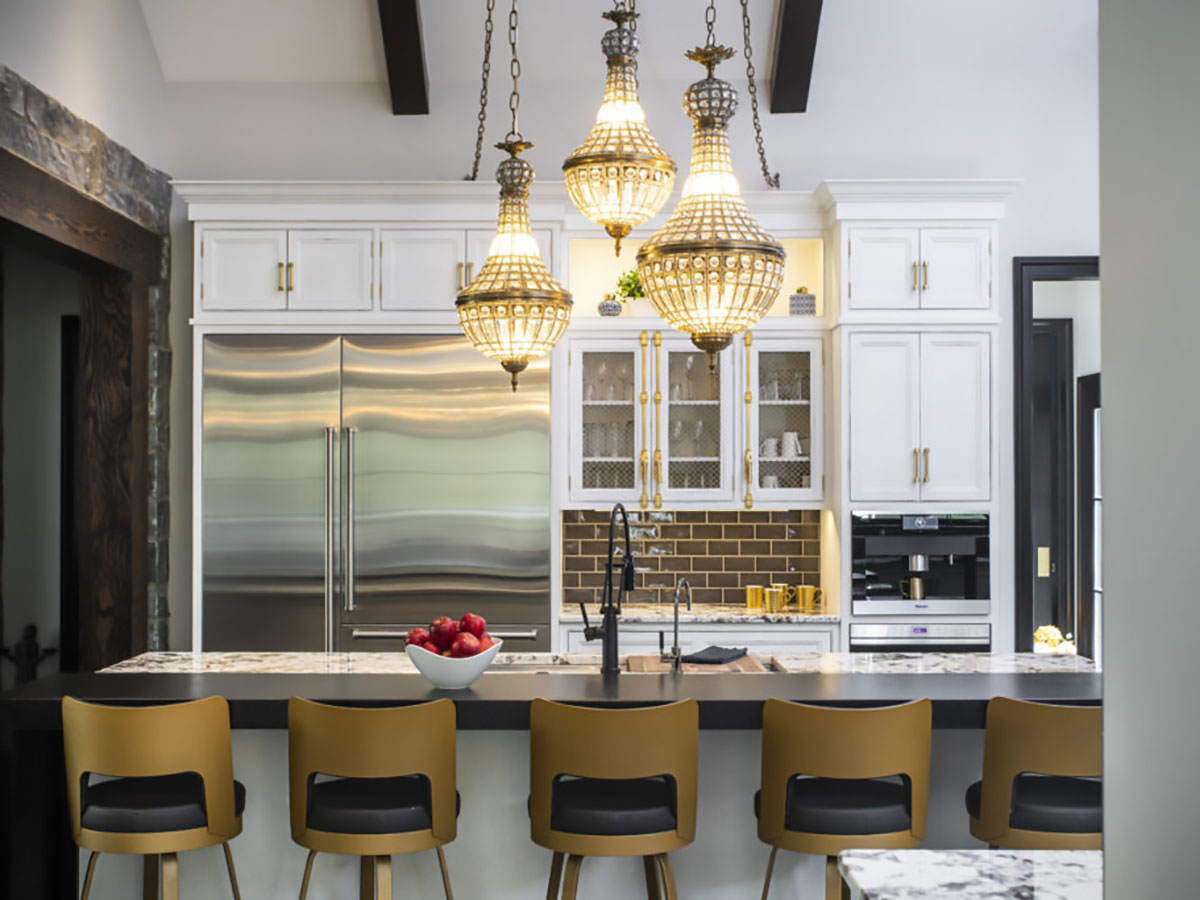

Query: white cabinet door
<box><xmin>919</xmin><ymin>332</ymin><xmax>991</xmax><ymax>500</ymax></box>
<box><xmin>287</xmin><ymin>230</ymin><xmax>374</xmax><ymax>311</ymax></box>
<box><xmin>846</xmin><ymin>227</ymin><xmax>920</xmax><ymax>310</ymax></box>
<box><xmin>466</xmin><ymin>227</ymin><xmax>554</xmax><ymax>280</ymax></box>
<box><xmin>849</xmin><ymin>333</ymin><xmax>922</xmax><ymax>502</ymax></box>
<box><xmin>747</xmin><ymin>335</ymin><xmax>823</xmax><ymax>503</ymax></box>
<box><xmin>567</xmin><ymin>338</ymin><xmax>646</xmax><ymax>504</ymax></box>
<box><xmin>918</xmin><ymin>228</ymin><xmax>991</xmax><ymax>310</ymax></box>
<box><xmin>659</xmin><ymin>337</ymin><xmax>736</xmax><ymax>503</ymax></box>
<box><xmin>379</xmin><ymin>229</ymin><xmax>465</xmax><ymax>312</ymax></box>
<box><xmin>199</xmin><ymin>229</ymin><xmax>287</xmax><ymax>311</ymax></box>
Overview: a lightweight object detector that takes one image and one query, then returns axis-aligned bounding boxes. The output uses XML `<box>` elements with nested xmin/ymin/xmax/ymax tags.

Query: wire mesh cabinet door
<box><xmin>567</xmin><ymin>336</ymin><xmax>648</xmax><ymax>506</ymax></box>
<box><xmin>658</xmin><ymin>336</ymin><xmax>737</xmax><ymax>504</ymax></box>
<box><xmin>746</xmin><ymin>336</ymin><xmax>823</xmax><ymax>504</ymax></box>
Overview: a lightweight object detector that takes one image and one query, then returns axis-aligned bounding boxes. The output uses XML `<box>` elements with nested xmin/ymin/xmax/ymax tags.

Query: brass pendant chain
<box><xmin>705</xmin><ymin>0</ymin><xmax>717</xmax><ymax>47</ymax></box>
<box><xmin>464</xmin><ymin>0</ymin><xmax>496</xmax><ymax>181</ymax></box>
<box><xmin>505</xmin><ymin>0</ymin><xmax>522</xmax><ymax>143</ymax></box>
<box><xmin>741</xmin><ymin>0</ymin><xmax>780</xmax><ymax>188</ymax></box>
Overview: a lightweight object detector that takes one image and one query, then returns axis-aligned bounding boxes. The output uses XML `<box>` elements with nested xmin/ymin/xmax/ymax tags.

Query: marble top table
<box><xmin>839</xmin><ymin>849</ymin><xmax>1103</xmax><ymax>899</ymax></box>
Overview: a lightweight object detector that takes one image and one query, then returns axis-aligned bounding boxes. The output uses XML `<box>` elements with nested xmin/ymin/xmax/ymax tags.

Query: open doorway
<box><xmin>1014</xmin><ymin>257</ymin><xmax>1101</xmax><ymax>659</ymax></box>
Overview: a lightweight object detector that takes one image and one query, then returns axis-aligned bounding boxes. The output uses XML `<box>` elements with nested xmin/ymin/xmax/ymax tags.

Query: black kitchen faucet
<box><xmin>579</xmin><ymin>502</ymin><xmax>636</xmax><ymax>676</ymax></box>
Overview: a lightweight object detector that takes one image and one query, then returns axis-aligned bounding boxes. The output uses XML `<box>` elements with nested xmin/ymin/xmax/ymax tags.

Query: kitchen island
<box><xmin>0</xmin><ymin>652</ymin><xmax>1099</xmax><ymax>899</ymax></box>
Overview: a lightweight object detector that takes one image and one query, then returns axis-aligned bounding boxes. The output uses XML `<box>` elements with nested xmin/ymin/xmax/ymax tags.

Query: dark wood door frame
<box><xmin>0</xmin><ymin>147</ymin><xmax>161</xmax><ymax>672</ymax></box>
<box><xmin>1013</xmin><ymin>256</ymin><xmax>1099</xmax><ymax>650</ymax></box>
<box><xmin>1076</xmin><ymin>373</ymin><xmax>1101</xmax><ymax>660</ymax></box>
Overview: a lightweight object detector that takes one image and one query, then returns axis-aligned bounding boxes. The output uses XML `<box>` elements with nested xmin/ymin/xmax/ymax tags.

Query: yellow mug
<box><xmin>745</xmin><ymin>584</ymin><xmax>765</xmax><ymax>612</ymax></box>
<box><xmin>769</xmin><ymin>583</ymin><xmax>798</xmax><ymax>611</ymax></box>
<box><xmin>795</xmin><ymin>585</ymin><xmax>823</xmax><ymax>613</ymax></box>
<box><xmin>764</xmin><ymin>586</ymin><xmax>786</xmax><ymax>613</ymax></box>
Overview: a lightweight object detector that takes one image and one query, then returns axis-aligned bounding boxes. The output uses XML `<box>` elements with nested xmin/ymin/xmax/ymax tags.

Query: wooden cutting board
<box><xmin>627</xmin><ymin>654</ymin><xmax>767</xmax><ymax>673</ymax></box>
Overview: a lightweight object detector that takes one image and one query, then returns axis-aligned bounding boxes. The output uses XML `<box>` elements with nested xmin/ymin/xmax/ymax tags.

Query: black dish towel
<box><xmin>681</xmin><ymin>646</ymin><xmax>748</xmax><ymax>665</ymax></box>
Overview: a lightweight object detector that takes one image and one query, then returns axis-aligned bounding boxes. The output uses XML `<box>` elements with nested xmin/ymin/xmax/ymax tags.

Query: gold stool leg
<box><xmin>374</xmin><ymin>855</ymin><xmax>392</xmax><ymax>900</ymax></box>
<box><xmin>824</xmin><ymin>856</ymin><xmax>841</xmax><ymax>900</ymax></box>
<box><xmin>643</xmin><ymin>854</ymin><xmax>662</xmax><ymax>899</ymax></box>
<box><xmin>436</xmin><ymin>846</ymin><xmax>454</xmax><ymax>900</ymax></box>
<box><xmin>561</xmin><ymin>854</ymin><xmax>584</xmax><ymax>900</ymax></box>
<box><xmin>761</xmin><ymin>846</ymin><xmax>778</xmax><ymax>900</ymax></box>
<box><xmin>546</xmin><ymin>851</ymin><xmax>565</xmax><ymax>899</ymax></box>
<box><xmin>359</xmin><ymin>855</ymin><xmax>373</xmax><ymax>900</ymax></box>
<box><xmin>298</xmin><ymin>850</ymin><xmax>317</xmax><ymax>900</ymax></box>
<box><xmin>161</xmin><ymin>852</ymin><xmax>179</xmax><ymax>900</ymax></box>
<box><xmin>142</xmin><ymin>854</ymin><xmax>158</xmax><ymax>900</ymax></box>
<box><xmin>655</xmin><ymin>854</ymin><xmax>678</xmax><ymax>900</ymax></box>
<box><xmin>222</xmin><ymin>843</ymin><xmax>242</xmax><ymax>900</ymax></box>
<box><xmin>80</xmin><ymin>851</ymin><xmax>100</xmax><ymax>900</ymax></box>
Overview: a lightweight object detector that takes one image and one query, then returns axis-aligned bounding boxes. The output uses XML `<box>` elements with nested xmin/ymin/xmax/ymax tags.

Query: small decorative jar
<box><xmin>598</xmin><ymin>293</ymin><xmax>623</xmax><ymax>317</ymax></box>
<box><xmin>789</xmin><ymin>286</ymin><xmax>817</xmax><ymax>316</ymax></box>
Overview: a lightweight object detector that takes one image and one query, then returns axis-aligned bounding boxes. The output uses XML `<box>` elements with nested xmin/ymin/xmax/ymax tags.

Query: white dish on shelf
<box><xmin>405</xmin><ymin>639</ymin><xmax>503</xmax><ymax>689</ymax></box>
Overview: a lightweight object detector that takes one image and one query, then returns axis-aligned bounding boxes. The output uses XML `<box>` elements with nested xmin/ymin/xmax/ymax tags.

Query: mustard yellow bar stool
<box><xmin>756</xmin><ymin>698</ymin><xmax>932</xmax><ymax>900</ymax></box>
<box><xmin>530</xmin><ymin>698</ymin><xmax>698</xmax><ymax>899</ymax></box>
<box><xmin>288</xmin><ymin>697</ymin><xmax>457</xmax><ymax>900</ymax></box>
<box><xmin>966</xmin><ymin>697</ymin><xmax>1102</xmax><ymax>849</ymax></box>
<box><xmin>61</xmin><ymin>695</ymin><xmax>245</xmax><ymax>900</ymax></box>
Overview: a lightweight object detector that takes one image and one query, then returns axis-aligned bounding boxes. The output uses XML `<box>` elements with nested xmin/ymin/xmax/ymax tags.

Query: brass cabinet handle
<box><xmin>923</xmin><ymin>447</ymin><xmax>930</xmax><ymax>483</ymax></box>
<box><xmin>744</xmin><ymin>449</ymin><xmax>754</xmax><ymax>508</ymax></box>
<box><xmin>466</xmin><ymin>261</ymin><xmax>474</xmax><ymax>284</ymax></box>
<box><xmin>640</xmin><ymin>450</ymin><xmax>650</xmax><ymax>506</ymax></box>
<box><xmin>286</xmin><ymin>262</ymin><xmax>294</xmax><ymax>292</ymax></box>
<box><xmin>653</xmin><ymin>450</ymin><xmax>663</xmax><ymax>507</ymax></box>
<box><xmin>912</xmin><ymin>261</ymin><xmax>918</xmax><ymax>291</ymax></box>
<box><xmin>922</xmin><ymin>260</ymin><xmax>929</xmax><ymax>291</ymax></box>
<box><xmin>913</xmin><ymin>448</ymin><xmax>920</xmax><ymax>483</ymax></box>
<box><xmin>277</xmin><ymin>262</ymin><xmax>285</xmax><ymax>292</ymax></box>
<box><xmin>456</xmin><ymin>262</ymin><xmax>464</xmax><ymax>291</ymax></box>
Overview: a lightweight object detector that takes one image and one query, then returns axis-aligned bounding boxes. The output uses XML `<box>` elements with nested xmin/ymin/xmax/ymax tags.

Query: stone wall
<box><xmin>0</xmin><ymin>66</ymin><xmax>173</xmax><ymax>649</ymax></box>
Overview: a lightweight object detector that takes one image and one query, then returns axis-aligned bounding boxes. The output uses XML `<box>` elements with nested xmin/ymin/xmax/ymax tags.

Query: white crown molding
<box><xmin>815</xmin><ymin>179</ymin><xmax>1022</xmax><ymax>224</ymax></box>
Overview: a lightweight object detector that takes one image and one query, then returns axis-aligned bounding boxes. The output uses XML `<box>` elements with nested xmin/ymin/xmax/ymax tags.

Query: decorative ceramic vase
<box><xmin>789</xmin><ymin>286</ymin><xmax>817</xmax><ymax>316</ymax></box>
<box><xmin>624</xmin><ymin>297</ymin><xmax>655</xmax><ymax>317</ymax></box>
<box><xmin>598</xmin><ymin>294</ymin><xmax>624</xmax><ymax>317</ymax></box>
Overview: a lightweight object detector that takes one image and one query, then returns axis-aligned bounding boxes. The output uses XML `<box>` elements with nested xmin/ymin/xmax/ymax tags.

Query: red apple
<box><xmin>429</xmin><ymin>616</ymin><xmax>460</xmax><ymax>649</ymax></box>
<box><xmin>459</xmin><ymin>612</ymin><xmax>487</xmax><ymax>638</ymax></box>
<box><xmin>478</xmin><ymin>633</ymin><xmax>495</xmax><ymax>652</ymax></box>
<box><xmin>450</xmin><ymin>632</ymin><xmax>481</xmax><ymax>658</ymax></box>
<box><xmin>421</xmin><ymin>641</ymin><xmax>442</xmax><ymax>655</ymax></box>
<box><xmin>405</xmin><ymin>627</ymin><xmax>431</xmax><ymax>647</ymax></box>
<box><xmin>441</xmin><ymin>649</ymin><xmax>453</xmax><ymax>657</ymax></box>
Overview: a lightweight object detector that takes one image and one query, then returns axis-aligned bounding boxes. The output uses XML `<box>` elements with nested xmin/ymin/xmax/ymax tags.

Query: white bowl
<box><xmin>405</xmin><ymin>639</ymin><xmax>503</xmax><ymax>689</ymax></box>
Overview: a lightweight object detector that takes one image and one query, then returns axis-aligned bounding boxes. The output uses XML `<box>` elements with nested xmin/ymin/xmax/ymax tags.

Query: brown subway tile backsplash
<box><xmin>563</xmin><ymin>508</ymin><xmax>822</xmax><ymax>606</ymax></box>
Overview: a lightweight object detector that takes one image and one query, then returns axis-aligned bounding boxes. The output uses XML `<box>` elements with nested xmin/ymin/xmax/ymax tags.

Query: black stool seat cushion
<box><xmin>81</xmin><ymin>773</ymin><xmax>246</xmax><ymax>834</ymax></box>
<box><xmin>550</xmin><ymin>776</ymin><xmax>677</xmax><ymax>836</ymax></box>
<box><xmin>966</xmin><ymin>776</ymin><xmax>1102</xmax><ymax>833</ymax></box>
<box><xmin>306</xmin><ymin>775</ymin><xmax>459</xmax><ymax>835</ymax></box>
<box><xmin>754</xmin><ymin>777</ymin><xmax>912</xmax><ymax>835</ymax></box>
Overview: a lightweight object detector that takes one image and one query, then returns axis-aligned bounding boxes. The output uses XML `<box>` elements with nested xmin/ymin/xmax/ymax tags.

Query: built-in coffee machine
<box><xmin>850</xmin><ymin>512</ymin><xmax>990</xmax><ymax>615</ymax></box>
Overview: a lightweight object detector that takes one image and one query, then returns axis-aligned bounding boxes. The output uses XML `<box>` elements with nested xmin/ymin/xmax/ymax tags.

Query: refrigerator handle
<box><xmin>345</xmin><ymin>426</ymin><xmax>357</xmax><ymax>612</ymax></box>
<box><xmin>324</xmin><ymin>426</ymin><xmax>336</xmax><ymax>653</ymax></box>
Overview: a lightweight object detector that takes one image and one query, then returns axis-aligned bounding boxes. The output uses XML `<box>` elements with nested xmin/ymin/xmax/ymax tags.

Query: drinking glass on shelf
<box><xmin>671</xmin><ymin>419</ymin><xmax>684</xmax><ymax>452</ymax></box>
<box><xmin>683</xmin><ymin>356</ymin><xmax>695</xmax><ymax>400</ymax></box>
<box><xmin>692</xmin><ymin>420</ymin><xmax>706</xmax><ymax>457</ymax></box>
<box><xmin>584</xmin><ymin>380</ymin><xmax>595</xmax><ymax>403</ymax></box>
<box><xmin>670</xmin><ymin>382</ymin><xmax>683</xmax><ymax>402</ymax></box>
<box><xmin>617</xmin><ymin>362</ymin><xmax>631</xmax><ymax>401</ymax></box>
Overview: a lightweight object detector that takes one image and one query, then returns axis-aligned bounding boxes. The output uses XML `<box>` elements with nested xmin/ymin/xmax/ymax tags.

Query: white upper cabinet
<box><xmin>466</xmin><ymin>228</ymin><xmax>554</xmax><ymax>280</ymax></box>
<box><xmin>919</xmin><ymin>332</ymin><xmax>991</xmax><ymax>501</ymax></box>
<box><xmin>847</xmin><ymin>228</ymin><xmax>920</xmax><ymax>310</ymax></box>
<box><xmin>918</xmin><ymin>228</ymin><xmax>991</xmax><ymax>309</ymax></box>
<box><xmin>287</xmin><ymin>230</ymin><xmax>374</xmax><ymax>311</ymax></box>
<box><xmin>849</xmin><ymin>333</ymin><xmax>922</xmax><ymax>502</ymax></box>
<box><xmin>846</xmin><ymin>226</ymin><xmax>991</xmax><ymax>312</ymax></box>
<box><xmin>199</xmin><ymin>230</ymin><xmax>287</xmax><ymax>311</ymax></box>
<box><xmin>746</xmin><ymin>335</ymin><xmax>824</xmax><ymax>504</ymax></box>
<box><xmin>380</xmin><ymin>229</ymin><xmax>465</xmax><ymax>312</ymax></box>
<box><xmin>849</xmin><ymin>331</ymin><xmax>990</xmax><ymax>502</ymax></box>
<box><xmin>660</xmin><ymin>337</ymin><xmax>736</xmax><ymax>504</ymax></box>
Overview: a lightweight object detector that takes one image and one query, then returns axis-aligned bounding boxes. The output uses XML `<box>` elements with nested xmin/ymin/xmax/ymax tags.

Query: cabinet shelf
<box><xmin>669</xmin><ymin>456</ymin><xmax>721</xmax><ymax>462</ymax></box>
<box><xmin>582</xmin><ymin>400</ymin><xmax>634</xmax><ymax>407</ymax></box>
<box><xmin>758</xmin><ymin>399</ymin><xmax>811</xmax><ymax>406</ymax></box>
<box><xmin>668</xmin><ymin>400</ymin><xmax>720</xmax><ymax>406</ymax></box>
<box><xmin>759</xmin><ymin>455</ymin><xmax>811</xmax><ymax>463</ymax></box>
<box><xmin>582</xmin><ymin>456</ymin><xmax>635</xmax><ymax>463</ymax></box>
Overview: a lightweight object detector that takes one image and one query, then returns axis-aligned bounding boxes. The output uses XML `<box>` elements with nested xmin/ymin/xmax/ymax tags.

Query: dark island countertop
<box><xmin>0</xmin><ymin>662</ymin><xmax>1101</xmax><ymax>731</ymax></box>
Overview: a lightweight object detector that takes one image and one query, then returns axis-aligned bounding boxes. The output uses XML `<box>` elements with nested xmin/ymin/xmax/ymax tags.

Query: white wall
<box><xmin>0</xmin><ymin>0</ymin><xmax>170</xmax><ymax>169</ymax></box>
<box><xmin>1033</xmin><ymin>279</ymin><xmax>1101</xmax><ymax>378</ymax></box>
<box><xmin>1099</xmin><ymin>0</ymin><xmax>1200</xmax><ymax>895</ymax></box>
<box><xmin>1</xmin><ymin>243</ymin><xmax>80</xmax><ymax>690</ymax></box>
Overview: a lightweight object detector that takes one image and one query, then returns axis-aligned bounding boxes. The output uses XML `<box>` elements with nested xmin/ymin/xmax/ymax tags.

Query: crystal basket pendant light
<box><xmin>636</xmin><ymin>43</ymin><xmax>785</xmax><ymax>369</ymax></box>
<box><xmin>562</xmin><ymin>4</ymin><xmax>676</xmax><ymax>255</ymax></box>
<box><xmin>457</xmin><ymin>141</ymin><xmax>573</xmax><ymax>391</ymax></box>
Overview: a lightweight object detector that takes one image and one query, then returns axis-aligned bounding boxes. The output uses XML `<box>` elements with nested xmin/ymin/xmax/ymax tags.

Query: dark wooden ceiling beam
<box><xmin>378</xmin><ymin>0</ymin><xmax>429</xmax><ymax>115</ymax></box>
<box><xmin>768</xmin><ymin>0</ymin><xmax>823</xmax><ymax>113</ymax></box>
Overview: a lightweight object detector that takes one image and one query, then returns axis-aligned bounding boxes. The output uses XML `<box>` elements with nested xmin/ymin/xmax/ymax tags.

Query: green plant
<box><xmin>615</xmin><ymin>268</ymin><xmax>644</xmax><ymax>299</ymax></box>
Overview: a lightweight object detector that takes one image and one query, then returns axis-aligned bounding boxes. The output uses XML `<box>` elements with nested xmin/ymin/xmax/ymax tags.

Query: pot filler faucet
<box><xmin>579</xmin><ymin>502</ymin><xmax>636</xmax><ymax>676</ymax></box>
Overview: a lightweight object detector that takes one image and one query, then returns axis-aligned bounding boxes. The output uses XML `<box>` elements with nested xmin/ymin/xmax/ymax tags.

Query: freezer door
<box><xmin>202</xmin><ymin>334</ymin><xmax>342</xmax><ymax>650</ymax></box>
<box><xmin>340</xmin><ymin>335</ymin><xmax>551</xmax><ymax>636</ymax></box>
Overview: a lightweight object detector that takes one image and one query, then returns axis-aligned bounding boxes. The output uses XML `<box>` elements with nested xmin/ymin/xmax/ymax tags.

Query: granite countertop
<box><xmin>560</xmin><ymin>601</ymin><xmax>839</xmax><ymax>624</ymax></box>
<box><xmin>101</xmin><ymin>651</ymin><xmax>1095</xmax><ymax>675</ymax></box>
<box><xmin>839</xmin><ymin>849</ymin><xmax>1102</xmax><ymax>899</ymax></box>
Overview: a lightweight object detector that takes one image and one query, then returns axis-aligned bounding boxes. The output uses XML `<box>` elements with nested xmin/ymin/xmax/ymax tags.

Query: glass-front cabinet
<box><xmin>566</xmin><ymin>329</ymin><xmax>821</xmax><ymax>508</ymax></box>
<box><xmin>743</xmin><ymin>334</ymin><xmax>824</xmax><ymax>504</ymax></box>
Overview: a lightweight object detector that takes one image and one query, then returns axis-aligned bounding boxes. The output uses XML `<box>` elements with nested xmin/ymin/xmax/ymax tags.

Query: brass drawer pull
<box><xmin>912</xmin><ymin>261</ymin><xmax>918</xmax><ymax>291</ymax></box>
<box><xmin>922</xmin><ymin>260</ymin><xmax>929</xmax><ymax>291</ymax></box>
<box><xmin>277</xmin><ymin>262</ymin><xmax>285</xmax><ymax>292</ymax></box>
<box><xmin>923</xmin><ymin>447</ymin><xmax>930</xmax><ymax>483</ymax></box>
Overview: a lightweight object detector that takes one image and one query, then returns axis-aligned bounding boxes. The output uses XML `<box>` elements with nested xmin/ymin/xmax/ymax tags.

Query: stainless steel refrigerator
<box><xmin>201</xmin><ymin>334</ymin><xmax>551</xmax><ymax>652</ymax></box>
